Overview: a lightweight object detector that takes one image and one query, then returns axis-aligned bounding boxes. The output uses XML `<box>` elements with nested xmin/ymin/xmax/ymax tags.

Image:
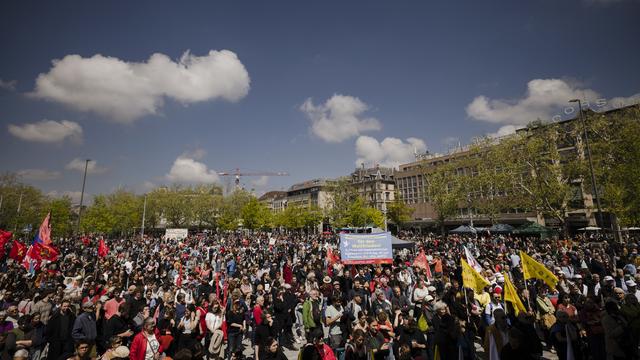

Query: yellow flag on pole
<box><xmin>502</xmin><ymin>272</ymin><xmax>526</xmax><ymax>316</ymax></box>
<box><xmin>519</xmin><ymin>250</ymin><xmax>558</xmax><ymax>289</ymax></box>
<box><xmin>461</xmin><ymin>258</ymin><xmax>490</xmax><ymax>293</ymax></box>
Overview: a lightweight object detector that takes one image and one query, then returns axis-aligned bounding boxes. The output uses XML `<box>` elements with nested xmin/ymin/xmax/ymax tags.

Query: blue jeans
<box><xmin>227</xmin><ymin>332</ymin><xmax>243</xmax><ymax>359</ymax></box>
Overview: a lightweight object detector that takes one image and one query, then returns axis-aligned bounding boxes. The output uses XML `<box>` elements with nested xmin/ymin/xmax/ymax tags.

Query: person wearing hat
<box><xmin>573</xmin><ymin>274</ymin><xmax>588</xmax><ymax>297</ymax></box>
<box><xmin>71</xmin><ymin>301</ymin><xmax>98</xmax><ymax>356</ymax></box>
<box><xmin>483</xmin><ymin>287</ymin><xmax>504</xmax><ymax>326</ymax></box>
<box><xmin>602</xmin><ymin>275</ymin><xmax>617</xmax><ymax>300</ymax></box>
<box><xmin>12</xmin><ymin>349</ymin><xmax>29</xmax><ymax>360</ymax></box>
<box><xmin>109</xmin><ymin>345</ymin><xmax>130</xmax><ymax>360</ymax></box>
<box><xmin>626</xmin><ymin>279</ymin><xmax>640</xmax><ymax>302</ymax></box>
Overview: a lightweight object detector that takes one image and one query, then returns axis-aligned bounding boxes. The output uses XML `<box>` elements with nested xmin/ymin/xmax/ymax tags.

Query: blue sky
<box><xmin>1</xmin><ymin>0</ymin><xmax>639</xmax><ymax>202</ymax></box>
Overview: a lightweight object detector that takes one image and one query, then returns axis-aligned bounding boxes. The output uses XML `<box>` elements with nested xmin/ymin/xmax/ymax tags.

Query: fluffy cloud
<box><xmin>46</xmin><ymin>190</ymin><xmax>83</xmax><ymax>204</ymax></box>
<box><xmin>17</xmin><ymin>169</ymin><xmax>61</xmax><ymax>181</ymax></box>
<box><xmin>487</xmin><ymin>125</ymin><xmax>519</xmax><ymax>139</ymax></box>
<box><xmin>0</xmin><ymin>78</ymin><xmax>16</xmax><ymax>91</ymax></box>
<box><xmin>301</xmin><ymin>94</ymin><xmax>382</xmax><ymax>143</ymax></box>
<box><xmin>65</xmin><ymin>158</ymin><xmax>107</xmax><ymax>174</ymax></box>
<box><xmin>251</xmin><ymin>176</ymin><xmax>269</xmax><ymax>188</ymax></box>
<box><xmin>166</xmin><ymin>155</ymin><xmax>219</xmax><ymax>184</ymax></box>
<box><xmin>466</xmin><ymin>79</ymin><xmax>600</xmax><ymax>125</ymax></box>
<box><xmin>8</xmin><ymin>120</ymin><xmax>83</xmax><ymax>143</ymax></box>
<box><xmin>355</xmin><ymin>136</ymin><xmax>427</xmax><ymax>169</ymax></box>
<box><xmin>31</xmin><ymin>50</ymin><xmax>250</xmax><ymax>122</ymax></box>
<box><xmin>605</xmin><ymin>93</ymin><xmax>640</xmax><ymax>110</ymax></box>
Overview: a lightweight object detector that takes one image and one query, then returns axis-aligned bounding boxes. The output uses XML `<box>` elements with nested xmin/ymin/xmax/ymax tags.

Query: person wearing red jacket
<box><xmin>130</xmin><ymin>317</ymin><xmax>165</xmax><ymax>360</ymax></box>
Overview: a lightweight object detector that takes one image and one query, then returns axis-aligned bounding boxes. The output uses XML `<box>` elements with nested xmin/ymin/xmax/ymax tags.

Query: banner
<box><xmin>164</xmin><ymin>228</ymin><xmax>188</xmax><ymax>240</ymax></box>
<box><xmin>464</xmin><ymin>245</ymin><xmax>483</xmax><ymax>273</ymax></box>
<box><xmin>503</xmin><ymin>272</ymin><xmax>526</xmax><ymax>315</ymax></box>
<box><xmin>520</xmin><ymin>250</ymin><xmax>558</xmax><ymax>289</ymax></box>
<box><xmin>339</xmin><ymin>232</ymin><xmax>393</xmax><ymax>264</ymax></box>
<box><xmin>461</xmin><ymin>258</ymin><xmax>490</xmax><ymax>293</ymax></box>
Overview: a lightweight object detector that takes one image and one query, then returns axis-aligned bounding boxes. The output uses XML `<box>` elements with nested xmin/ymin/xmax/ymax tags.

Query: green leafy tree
<box><xmin>586</xmin><ymin>107</ymin><xmax>640</xmax><ymax>226</ymax></box>
<box><xmin>423</xmin><ymin>162</ymin><xmax>465</xmax><ymax>235</ymax></box>
<box><xmin>217</xmin><ymin>189</ymin><xmax>253</xmax><ymax>231</ymax></box>
<box><xmin>82</xmin><ymin>195</ymin><xmax>116</xmax><ymax>234</ymax></box>
<box><xmin>46</xmin><ymin>197</ymin><xmax>73</xmax><ymax>237</ymax></box>
<box><xmin>386</xmin><ymin>194</ymin><xmax>413</xmax><ymax>230</ymax></box>
<box><xmin>325</xmin><ymin>178</ymin><xmax>357</xmax><ymax>229</ymax></box>
<box><xmin>241</xmin><ymin>197</ymin><xmax>273</xmax><ymax>230</ymax></box>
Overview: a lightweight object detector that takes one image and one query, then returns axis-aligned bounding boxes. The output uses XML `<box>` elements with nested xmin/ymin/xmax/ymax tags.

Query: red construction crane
<box><xmin>217</xmin><ymin>168</ymin><xmax>289</xmax><ymax>191</ymax></box>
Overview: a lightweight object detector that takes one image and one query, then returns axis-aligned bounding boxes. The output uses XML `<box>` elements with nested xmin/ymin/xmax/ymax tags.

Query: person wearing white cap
<box><xmin>626</xmin><ymin>280</ymin><xmax>640</xmax><ymax>302</ymax></box>
<box><xmin>573</xmin><ymin>274</ymin><xmax>588</xmax><ymax>297</ymax></box>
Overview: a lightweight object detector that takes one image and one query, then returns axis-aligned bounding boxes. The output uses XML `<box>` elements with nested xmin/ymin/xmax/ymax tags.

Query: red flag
<box><xmin>35</xmin><ymin>243</ymin><xmax>59</xmax><ymax>262</ymax></box>
<box><xmin>327</xmin><ymin>247</ymin><xmax>338</xmax><ymax>276</ymax></box>
<box><xmin>34</xmin><ymin>212</ymin><xmax>52</xmax><ymax>246</ymax></box>
<box><xmin>22</xmin><ymin>245</ymin><xmax>41</xmax><ymax>272</ymax></box>
<box><xmin>0</xmin><ymin>230</ymin><xmax>11</xmax><ymax>258</ymax></box>
<box><xmin>413</xmin><ymin>250</ymin><xmax>433</xmax><ymax>280</ymax></box>
<box><xmin>9</xmin><ymin>240</ymin><xmax>26</xmax><ymax>261</ymax></box>
<box><xmin>98</xmin><ymin>238</ymin><xmax>109</xmax><ymax>258</ymax></box>
<box><xmin>81</xmin><ymin>236</ymin><xmax>91</xmax><ymax>246</ymax></box>
<box><xmin>176</xmin><ymin>264</ymin><xmax>183</xmax><ymax>287</ymax></box>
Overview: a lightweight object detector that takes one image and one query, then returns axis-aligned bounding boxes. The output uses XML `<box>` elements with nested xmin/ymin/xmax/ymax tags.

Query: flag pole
<box><xmin>76</xmin><ymin>159</ymin><xmax>91</xmax><ymax>235</ymax></box>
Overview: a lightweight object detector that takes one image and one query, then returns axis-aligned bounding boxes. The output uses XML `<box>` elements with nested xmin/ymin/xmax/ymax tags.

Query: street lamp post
<box><xmin>76</xmin><ymin>159</ymin><xmax>91</xmax><ymax>234</ymax></box>
<box><xmin>140</xmin><ymin>194</ymin><xmax>147</xmax><ymax>239</ymax></box>
<box><xmin>569</xmin><ymin>99</ymin><xmax>604</xmax><ymax>228</ymax></box>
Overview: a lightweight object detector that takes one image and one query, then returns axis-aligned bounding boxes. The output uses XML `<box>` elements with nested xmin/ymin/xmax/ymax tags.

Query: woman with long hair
<box><xmin>262</xmin><ymin>337</ymin><xmax>287</xmax><ymax>360</ymax></box>
<box><xmin>206</xmin><ymin>300</ymin><xmax>225</xmax><ymax>360</ymax></box>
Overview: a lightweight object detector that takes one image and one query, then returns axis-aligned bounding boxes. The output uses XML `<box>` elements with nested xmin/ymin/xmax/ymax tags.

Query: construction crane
<box><xmin>217</xmin><ymin>168</ymin><xmax>289</xmax><ymax>193</ymax></box>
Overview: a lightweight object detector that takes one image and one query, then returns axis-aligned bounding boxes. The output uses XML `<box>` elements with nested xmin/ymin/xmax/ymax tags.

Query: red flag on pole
<box><xmin>8</xmin><ymin>240</ymin><xmax>26</xmax><ymax>261</ymax></box>
<box><xmin>35</xmin><ymin>243</ymin><xmax>59</xmax><ymax>262</ymax></box>
<box><xmin>22</xmin><ymin>245</ymin><xmax>41</xmax><ymax>272</ymax></box>
<box><xmin>34</xmin><ymin>212</ymin><xmax>52</xmax><ymax>246</ymax></box>
<box><xmin>0</xmin><ymin>230</ymin><xmax>11</xmax><ymax>258</ymax></box>
<box><xmin>98</xmin><ymin>238</ymin><xmax>109</xmax><ymax>258</ymax></box>
<box><xmin>176</xmin><ymin>264</ymin><xmax>183</xmax><ymax>287</ymax></box>
<box><xmin>413</xmin><ymin>250</ymin><xmax>433</xmax><ymax>280</ymax></box>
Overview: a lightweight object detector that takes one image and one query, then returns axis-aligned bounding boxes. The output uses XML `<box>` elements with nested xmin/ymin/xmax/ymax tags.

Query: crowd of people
<box><xmin>0</xmin><ymin>230</ymin><xmax>639</xmax><ymax>360</ymax></box>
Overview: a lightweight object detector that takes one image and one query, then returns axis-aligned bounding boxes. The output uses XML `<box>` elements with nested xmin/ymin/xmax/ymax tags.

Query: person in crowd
<box><xmin>3</xmin><ymin>229</ymin><xmax>640</xmax><ymax>360</ymax></box>
<box><xmin>130</xmin><ymin>317</ymin><xmax>164</xmax><ymax>360</ymax></box>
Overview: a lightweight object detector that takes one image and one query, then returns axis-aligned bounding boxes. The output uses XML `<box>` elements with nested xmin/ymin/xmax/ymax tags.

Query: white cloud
<box><xmin>166</xmin><ymin>155</ymin><xmax>219</xmax><ymax>184</ymax></box>
<box><xmin>0</xmin><ymin>78</ymin><xmax>16</xmax><ymax>91</ymax></box>
<box><xmin>301</xmin><ymin>94</ymin><xmax>382</xmax><ymax>143</ymax></box>
<box><xmin>17</xmin><ymin>169</ymin><xmax>61</xmax><ymax>181</ymax></box>
<box><xmin>466</xmin><ymin>79</ymin><xmax>600</xmax><ymax>125</ymax></box>
<box><xmin>65</xmin><ymin>158</ymin><xmax>107</xmax><ymax>174</ymax></box>
<box><xmin>31</xmin><ymin>50</ymin><xmax>250</xmax><ymax>122</ymax></box>
<box><xmin>46</xmin><ymin>190</ymin><xmax>84</xmax><ymax>204</ymax></box>
<box><xmin>604</xmin><ymin>93</ymin><xmax>640</xmax><ymax>110</ymax></box>
<box><xmin>355</xmin><ymin>136</ymin><xmax>427</xmax><ymax>169</ymax></box>
<box><xmin>8</xmin><ymin>120</ymin><xmax>83</xmax><ymax>143</ymax></box>
<box><xmin>251</xmin><ymin>176</ymin><xmax>269</xmax><ymax>188</ymax></box>
<box><xmin>487</xmin><ymin>125</ymin><xmax>519</xmax><ymax>138</ymax></box>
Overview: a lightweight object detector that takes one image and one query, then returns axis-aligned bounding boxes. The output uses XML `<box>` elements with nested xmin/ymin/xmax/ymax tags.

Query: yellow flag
<box><xmin>461</xmin><ymin>258</ymin><xmax>490</xmax><ymax>294</ymax></box>
<box><xmin>519</xmin><ymin>251</ymin><xmax>558</xmax><ymax>289</ymax></box>
<box><xmin>502</xmin><ymin>272</ymin><xmax>526</xmax><ymax>316</ymax></box>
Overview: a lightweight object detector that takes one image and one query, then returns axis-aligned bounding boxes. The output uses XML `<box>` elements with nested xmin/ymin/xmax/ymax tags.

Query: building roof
<box><xmin>258</xmin><ymin>191</ymin><xmax>287</xmax><ymax>201</ymax></box>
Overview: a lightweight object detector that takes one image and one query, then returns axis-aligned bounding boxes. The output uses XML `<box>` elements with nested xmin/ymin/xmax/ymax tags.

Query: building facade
<box><xmin>285</xmin><ymin>179</ymin><xmax>334</xmax><ymax>210</ymax></box>
<box><xmin>394</xmin><ymin>105</ymin><xmax>638</xmax><ymax>231</ymax></box>
<box><xmin>350</xmin><ymin>165</ymin><xmax>395</xmax><ymax>212</ymax></box>
<box><xmin>258</xmin><ymin>191</ymin><xmax>287</xmax><ymax>213</ymax></box>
